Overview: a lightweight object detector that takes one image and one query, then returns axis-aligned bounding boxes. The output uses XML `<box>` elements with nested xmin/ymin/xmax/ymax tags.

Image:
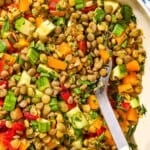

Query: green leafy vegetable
<box><xmin>121</xmin><ymin>5</ymin><xmax>133</xmax><ymax>23</ymax></box>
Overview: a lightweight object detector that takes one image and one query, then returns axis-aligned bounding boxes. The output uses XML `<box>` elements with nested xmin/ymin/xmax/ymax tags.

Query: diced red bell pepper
<box><xmin>121</xmin><ymin>102</ymin><xmax>130</xmax><ymax>111</ymax></box>
<box><xmin>0</xmin><ymin>99</ymin><xmax>4</xmax><ymax>107</ymax></box>
<box><xmin>0</xmin><ymin>80</ymin><xmax>8</xmax><ymax>88</ymax></box>
<box><xmin>96</xmin><ymin>126</ymin><xmax>106</xmax><ymax>136</ymax></box>
<box><xmin>60</xmin><ymin>85</ymin><xmax>76</xmax><ymax>110</ymax></box>
<box><xmin>24</xmin><ymin>13</ymin><xmax>34</xmax><ymax>19</ymax></box>
<box><xmin>23</xmin><ymin>111</ymin><xmax>39</xmax><ymax>120</ymax></box>
<box><xmin>4</xmin><ymin>39</ymin><xmax>16</xmax><ymax>54</ymax></box>
<box><xmin>12</xmin><ymin>121</ymin><xmax>25</xmax><ymax>132</ymax></box>
<box><xmin>67</xmin><ymin>102</ymin><xmax>76</xmax><ymax>110</ymax></box>
<box><xmin>60</xmin><ymin>90</ymin><xmax>70</xmax><ymax>101</ymax></box>
<box><xmin>88</xmin><ymin>126</ymin><xmax>106</xmax><ymax>138</ymax></box>
<box><xmin>49</xmin><ymin>0</ymin><xmax>59</xmax><ymax>11</ymax></box>
<box><xmin>82</xmin><ymin>4</ymin><xmax>97</xmax><ymax>13</ymax></box>
<box><xmin>0</xmin><ymin>121</ymin><xmax>7</xmax><ymax>133</ymax></box>
<box><xmin>78</xmin><ymin>40</ymin><xmax>87</xmax><ymax>54</ymax></box>
<box><xmin>0</xmin><ymin>60</ymin><xmax>5</xmax><ymax>73</ymax></box>
<box><xmin>109</xmin><ymin>99</ymin><xmax>116</xmax><ymax>108</ymax></box>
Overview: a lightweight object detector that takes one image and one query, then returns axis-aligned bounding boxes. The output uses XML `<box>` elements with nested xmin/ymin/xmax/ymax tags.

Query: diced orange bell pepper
<box><xmin>87</xmin><ymin>95</ymin><xmax>99</xmax><ymax>110</ymax></box>
<box><xmin>47</xmin><ymin>56</ymin><xmax>67</xmax><ymax>70</ymax></box>
<box><xmin>100</xmin><ymin>49</ymin><xmax>110</xmax><ymax>63</ymax></box>
<box><xmin>126</xmin><ymin>60</ymin><xmax>140</xmax><ymax>72</ymax></box>
<box><xmin>19</xmin><ymin>0</ymin><xmax>30</xmax><ymax>12</ymax></box>
<box><xmin>127</xmin><ymin>108</ymin><xmax>138</xmax><ymax>122</ymax></box>
<box><xmin>118</xmin><ymin>83</ymin><xmax>133</xmax><ymax>93</ymax></box>
<box><xmin>122</xmin><ymin>73</ymin><xmax>138</xmax><ymax>86</ymax></box>
<box><xmin>3</xmin><ymin>54</ymin><xmax>16</xmax><ymax>65</ymax></box>
<box><xmin>57</xmin><ymin>42</ymin><xmax>71</xmax><ymax>57</ymax></box>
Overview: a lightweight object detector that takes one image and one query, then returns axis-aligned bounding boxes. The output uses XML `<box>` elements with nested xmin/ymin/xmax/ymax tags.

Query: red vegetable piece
<box><xmin>23</xmin><ymin>111</ymin><xmax>39</xmax><ymax>120</ymax></box>
<box><xmin>0</xmin><ymin>99</ymin><xmax>4</xmax><ymax>107</ymax></box>
<box><xmin>49</xmin><ymin>0</ymin><xmax>59</xmax><ymax>11</ymax></box>
<box><xmin>60</xmin><ymin>85</ymin><xmax>76</xmax><ymax>110</ymax></box>
<box><xmin>12</xmin><ymin>121</ymin><xmax>25</xmax><ymax>131</ymax></box>
<box><xmin>0</xmin><ymin>60</ymin><xmax>5</xmax><ymax>73</ymax></box>
<box><xmin>0</xmin><ymin>121</ymin><xmax>7</xmax><ymax>133</ymax></box>
<box><xmin>0</xmin><ymin>80</ymin><xmax>8</xmax><ymax>88</ymax></box>
<box><xmin>67</xmin><ymin>102</ymin><xmax>76</xmax><ymax>110</ymax></box>
<box><xmin>82</xmin><ymin>4</ymin><xmax>97</xmax><ymax>13</ymax></box>
<box><xmin>96</xmin><ymin>126</ymin><xmax>106</xmax><ymax>136</ymax></box>
<box><xmin>78</xmin><ymin>40</ymin><xmax>87</xmax><ymax>54</ymax></box>
<box><xmin>60</xmin><ymin>85</ymin><xmax>71</xmax><ymax>101</ymax></box>
<box><xmin>109</xmin><ymin>99</ymin><xmax>116</xmax><ymax>108</ymax></box>
<box><xmin>4</xmin><ymin>39</ymin><xmax>16</xmax><ymax>54</ymax></box>
<box><xmin>121</xmin><ymin>102</ymin><xmax>130</xmax><ymax>111</ymax></box>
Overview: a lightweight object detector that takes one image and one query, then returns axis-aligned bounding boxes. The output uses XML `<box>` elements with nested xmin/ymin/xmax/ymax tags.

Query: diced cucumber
<box><xmin>37</xmin><ymin>64</ymin><xmax>59</xmax><ymax>80</ymax></box>
<box><xmin>104</xmin><ymin>0</ymin><xmax>119</xmax><ymax>13</ymax></box>
<box><xmin>27</xmin><ymin>48</ymin><xmax>39</xmax><ymax>65</ymax></box>
<box><xmin>36</xmin><ymin>77</ymin><xmax>50</xmax><ymax>91</ymax></box>
<box><xmin>67</xmin><ymin>107</ymin><xmax>88</xmax><ymax>129</ymax></box>
<box><xmin>111</xmin><ymin>64</ymin><xmax>127</xmax><ymax>80</ymax></box>
<box><xmin>3</xmin><ymin>91</ymin><xmax>17</xmax><ymax>111</ymax></box>
<box><xmin>18</xmin><ymin>71</ymin><xmax>31</xmax><ymax>86</ymax></box>
<box><xmin>35</xmin><ymin>20</ymin><xmax>56</xmax><ymax>37</ymax></box>
<box><xmin>130</xmin><ymin>97</ymin><xmax>140</xmax><ymax>108</ymax></box>
<box><xmin>15</xmin><ymin>17</ymin><xmax>35</xmax><ymax>36</ymax></box>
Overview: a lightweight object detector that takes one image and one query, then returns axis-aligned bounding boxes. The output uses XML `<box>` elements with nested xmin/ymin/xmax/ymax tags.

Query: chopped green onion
<box><xmin>30</xmin><ymin>121</ymin><xmax>38</xmax><ymax>131</ymax></box>
<box><xmin>56</xmin><ymin>17</ymin><xmax>65</xmax><ymax>26</ymax></box>
<box><xmin>27</xmin><ymin>48</ymin><xmax>39</xmax><ymax>65</ymax></box>
<box><xmin>38</xmin><ymin>120</ymin><xmax>50</xmax><ymax>132</ymax></box>
<box><xmin>75</xmin><ymin>0</ymin><xmax>84</xmax><ymax>9</ymax></box>
<box><xmin>94</xmin><ymin>8</ymin><xmax>106</xmax><ymax>22</ymax></box>
<box><xmin>112</xmin><ymin>24</ymin><xmax>125</xmax><ymax>36</ymax></box>
<box><xmin>0</xmin><ymin>40</ymin><xmax>7</xmax><ymax>52</ymax></box>
<box><xmin>1</xmin><ymin>20</ymin><xmax>9</xmax><ymax>36</ymax></box>
<box><xmin>73</xmin><ymin>88</ymin><xmax>82</xmax><ymax>95</ymax></box>
<box><xmin>36</xmin><ymin>76</ymin><xmax>50</xmax><ymax>91</ymax></box>
<box><xmin>89</xmin><ymin>111</ymin><xmax>99</xmax><ymax>119</ymax></box>
<box><xmin>3</xmin><ymin>91</ymin><xmax>17</xmax><ymax>111</ymax></box>
<box><xmin>49</xmin><ymin>97</ymin><xmax>59</xmax><ymax>111</ymax></box>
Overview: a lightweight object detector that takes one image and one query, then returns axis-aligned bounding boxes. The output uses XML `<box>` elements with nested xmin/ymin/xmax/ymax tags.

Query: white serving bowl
<box><xmin>118</xmin><ymin>0</ymin><xmax>150</xmax><ymax>149</ymax></box>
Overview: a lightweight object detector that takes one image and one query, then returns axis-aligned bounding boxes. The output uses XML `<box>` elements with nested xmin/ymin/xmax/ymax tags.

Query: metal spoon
<box><xmin>95</xmin><ymin>58</ymin><xmax>130</xmax><ymax>150</ymax></box>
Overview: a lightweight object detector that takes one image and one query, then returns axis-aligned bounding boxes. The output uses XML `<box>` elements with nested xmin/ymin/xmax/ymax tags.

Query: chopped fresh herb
<box><xmin>127</xmin><ymin>125</ymin><xmax>137</xmax><ymax>138</ymax></box>
<box><xmin>131</xmin><ymin>16</ymin><xmax>136</xmax><ymax>23</ymax></box>
<box><xmin>138</xmin><ymin>104</ymin><xmax>147</xmax><ymax>115</ymax></box>
<box><xmin>27</xmin><ymin>143</ymin><xmax>36</xmax><ymax>150</ymax></box>
<box><xmin>121</xmin><ymin>5</ymin><xmax>133</xmax><ymax>23</ymax></box>
<box><xmin>129</xmin><ymin>142</ymin><xmax>137</xmax><ymax>150</ymax></box>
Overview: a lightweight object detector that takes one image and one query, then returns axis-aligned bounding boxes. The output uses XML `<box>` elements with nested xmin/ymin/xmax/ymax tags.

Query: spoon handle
<box><xmin>95</xmin><ymin>89</ymin><xmax>130</xmax><ymax>150</ymax></box>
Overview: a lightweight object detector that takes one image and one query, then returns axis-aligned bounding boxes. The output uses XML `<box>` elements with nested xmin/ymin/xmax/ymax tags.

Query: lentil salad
<box><xmin>0</xmin><ymin>0</ymin><xmax>146</xmax><ymax>150</ymax></box>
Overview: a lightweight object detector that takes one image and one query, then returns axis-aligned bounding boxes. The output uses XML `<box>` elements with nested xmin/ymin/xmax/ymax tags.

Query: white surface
<box><xmin>118</xmin><ymin>0</ymin><xmax>150</xmax><ymax>150</ymax></box>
